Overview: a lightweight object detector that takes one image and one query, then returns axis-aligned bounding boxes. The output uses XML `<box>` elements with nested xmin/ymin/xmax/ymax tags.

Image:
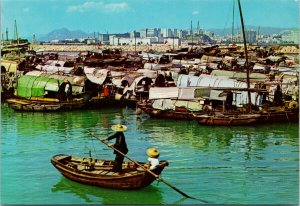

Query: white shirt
<box><xmin>148</xmin><ymin>157</ymin><xmax>159</xmax><ymax>170</ymax></box>
<box><xmin>65</xmin><ymin>84</ymin><xmax>70</xmax><ymax>93</ymax></box>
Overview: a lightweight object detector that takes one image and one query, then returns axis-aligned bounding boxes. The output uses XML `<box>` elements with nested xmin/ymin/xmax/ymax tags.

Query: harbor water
<box><xmin>1</xmin><ymin>104</ymin><xmax>299</xmax><ymax>204</ymax></box>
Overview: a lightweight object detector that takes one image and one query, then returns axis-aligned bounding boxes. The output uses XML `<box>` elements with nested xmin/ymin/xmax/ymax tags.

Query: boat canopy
<box><xmin>17</xmin><ymin>75</ymin><xmax>59</xmax><ymax>98</ymax></box>
<box><xmin>25</xmin><ymin>71</ymin><xmax>85</xmax><ymax>94</ymax></box>
<box><xmin>149</xmin><ymin>87</ymin><xmax>208</xmax><ymax>100</ymax></box>
<box><xmin>85</xmin><ymin>69</ymin><xmax>109</xmax><ymax>85</ymax></box>
<box><xmin>177</xmin><ymin>74</ymin><xmax>249</xmax><ymax>88</ymax></box>
<box><xmin>210</xmin><ymin>69</ymin><xmax>267</xmax><ymax>79</ymax></box>
<box><xmin>35</xmin><ymin>65</ymin><xmax>75</xmax><ymax>74</ymax></box>
<box><xmin>149</xmin><ymin>87</ymin><xmax>179</xmax><ymax>99</ymax></box>
<box><xmin>123</xmin><ymin>76</ymin><xmax>153</xmax><ymax>95</ymax></box>
<box><xmin>143</xmin><ymin>63</ymin><xmax>161</xmax><ymax>70</ymax></box>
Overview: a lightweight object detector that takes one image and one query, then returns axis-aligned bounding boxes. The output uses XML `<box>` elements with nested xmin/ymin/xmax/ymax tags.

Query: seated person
<box><xmin>145</xmin><ymin>147</ymin><xmax>160</xmax><ymax>170</ymax></box>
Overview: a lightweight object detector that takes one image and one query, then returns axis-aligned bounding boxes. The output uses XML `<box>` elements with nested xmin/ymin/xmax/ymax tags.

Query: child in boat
<box><xmin>146</xmin><ymin>147</ymin><xmax>160</xmax><ymax>170</ymax></box>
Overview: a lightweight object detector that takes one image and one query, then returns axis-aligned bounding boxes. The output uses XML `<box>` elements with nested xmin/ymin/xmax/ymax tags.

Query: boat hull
<box><xmin>138</xmin><ymin>104</ymin><xmax>199</xmax><ymax>120</ymax></box>
<box><xmin>194</xmin><ymin>113</ymin><xmax>261</xmax><ymax>126</ymax></box>
<box><xmin>258</xmin><ymin>110</ymin><xmax>299</xmax><ymax>124</ymax></box>
<box><xmin>51</xmin><ymin>154</ymin><xmax>168</xmax><ymax>190</ymax></box>
<box><xmin>6</xmin><ymin>98</ymin><xmax>86</xmax><ymax>112</ymax></box>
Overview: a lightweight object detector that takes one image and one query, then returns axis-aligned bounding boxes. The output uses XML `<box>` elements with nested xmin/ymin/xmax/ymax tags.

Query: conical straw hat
<box><xmin>111</xmin><ymin>124</ymin><xmax>127</xmax><ymax>132</ymax></box>
<box><xmin>146</xmin><ymin>147</ymin><xmax>159</xmax><ymax>158</ymax></box>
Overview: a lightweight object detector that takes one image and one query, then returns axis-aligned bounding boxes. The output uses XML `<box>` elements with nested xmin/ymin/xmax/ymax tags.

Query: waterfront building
<box><xmin>163</xmin><ymin>37</ymin><xmax>181</xmax><ymax>46</ymax></box>
<box><xmin>130</xmin><ymin>31</ymin><xmax>140</xmax><ymax>38</ymax></box>
<box><xmin>99</xmin><ymin>33</ymin><xmax>110</xmax><ymax>44</ymax></box>
<box><xmin>111</xmin><ymin>37</ymin><xmax>158</xmax><ymax>45</ymax></box>
<box><xmin>245</xmin><ymin>30</ymin><xmax>257</xmax><ymax>43</ymax></box>
<box><xmin>86</xmin><ymin>38</ymin><xmax>96</xmax><ymax>44</ymax></box>
<box><xmin>140</xmin><ymin>29</ymin><xmax>147</xmax><ymax>38</ymax></box>
<box><xmin>282</xmin><ymin>30</ymin><xmax>299</xmax><ymax>44</ymax></box>
<box><xmin>161</xmin><ymin>28</ymin><xmax>174</xmax><ymax>38</ymax></box>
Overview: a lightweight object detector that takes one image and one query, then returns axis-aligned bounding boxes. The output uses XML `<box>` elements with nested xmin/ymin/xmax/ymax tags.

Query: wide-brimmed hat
<box><xmin>111</xmin><ymin>124</ymin><xmax>127</xmax><ymax>132</ymax></box>
<box><xmin>146</xmin><ymin>147</ymin><xmax>159</xmax><ymax>158</ymax></box>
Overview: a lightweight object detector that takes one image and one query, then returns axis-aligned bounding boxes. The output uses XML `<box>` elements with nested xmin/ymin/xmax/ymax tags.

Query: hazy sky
<box><xmin>1</xmin><ymin>0</ymin><xmax>299</xmax><ymax>38</ymax></box>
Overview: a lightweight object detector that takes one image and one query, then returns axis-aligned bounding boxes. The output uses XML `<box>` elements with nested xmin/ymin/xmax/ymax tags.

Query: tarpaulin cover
<box><xmin>17</xmin><ymin>75</ymin><xmax>59</xmax><ymax>98</ymax></box>
<box><xmin>210</xmin><ymin>69</ymin><xmax>267</xmax><ymax>79</ymax></box>
<box><xmin>149</xmin><ymin>87</ymin><xmax>179</xmax><ymax>99</ymax></box>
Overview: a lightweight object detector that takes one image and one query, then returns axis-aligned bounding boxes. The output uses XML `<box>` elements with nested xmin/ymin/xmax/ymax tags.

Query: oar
<box><xmin>89</xmin><ymin>132</ymin><xmax>209</xmax><ymax>203</ymax></box>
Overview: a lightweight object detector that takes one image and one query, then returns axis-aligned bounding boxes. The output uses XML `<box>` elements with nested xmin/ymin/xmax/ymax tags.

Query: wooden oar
<box><xmin>89</xmin><ymin>132</ymin><xmax>209</xmax><ymax>203</ymax></box>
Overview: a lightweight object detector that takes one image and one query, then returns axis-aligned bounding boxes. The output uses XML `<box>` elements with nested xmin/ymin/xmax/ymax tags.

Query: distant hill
<box><xmin>209</xmin><ymin>25</ymin><xmax>297</xmax><ymax>36</ymax></box>
<box><xmin>37</xmin><ymin>28</ymin><xmax>93</xmax><ymax>42</ymax></box>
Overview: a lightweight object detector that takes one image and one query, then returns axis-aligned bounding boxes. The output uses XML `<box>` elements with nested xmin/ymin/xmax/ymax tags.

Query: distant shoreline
<box><xmin>30</xmin><ymin>44</ymin><xmax>299</xmax><ymax>55</ymax></box>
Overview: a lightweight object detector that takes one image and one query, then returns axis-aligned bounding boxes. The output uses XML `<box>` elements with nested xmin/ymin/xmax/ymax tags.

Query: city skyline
<box><xmin>2</xmin><ymin>0</ymin><xmax>299</xmax><ymax>38</ymax></box>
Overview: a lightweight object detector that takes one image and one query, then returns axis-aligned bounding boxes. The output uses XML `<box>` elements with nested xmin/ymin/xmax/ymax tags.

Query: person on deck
<box><xmin>225</xmin><ymin>91</ymin><xmax>233</xmax><ymax>111</ymax></box>
<box><xmin>64</xmin><ymin>79</ymin><xmax>72</xmax><ymax>101</ymax></box>
<box><xmin>274</xmin><ymin>84</ymin><xmax>283</xmax><ymax>106</ymax></box>
<box><xmin>101</xmin><ymin>124</ymin><xmax>128</xmax><ymax>173</ymax></box>
<box><xmin>146</xmin><ymin>147</ymin><xmax>160</xmax><ymax>170</ymax></box>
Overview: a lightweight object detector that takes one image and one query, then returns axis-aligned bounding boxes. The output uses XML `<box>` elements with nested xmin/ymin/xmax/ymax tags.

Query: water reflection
<box><xmin>51</xmin><ymin>177</ymin><xmax>164</xmax><ymax>204</ymax></box>
<box><xmin>138</xmin><ymin>116</ymin><xmax>298</xmax><ymax>153</ymax></box>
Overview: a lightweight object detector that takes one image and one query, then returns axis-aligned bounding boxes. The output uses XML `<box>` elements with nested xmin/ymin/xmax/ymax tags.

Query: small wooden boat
<box><xmin>193</xmin><ymin>112</ymin><xmax>261</xmax><ymax>126</ymax></box>
<box><xmin>6</xmin><ymin>98</ymin><xmax>86</xmax><ymax>112</ymax></box>
<box><xmin>258</xmin><ymin>109</ymin><xmax>299</xmax><ymax>124</ymax></box>
<box><xmin>137</xmin><ymin>102</ymin><xmax>203</xmax><ymax>120</ymax></box>
<box><xmin>51</xmin><ymin>154</ymin><xmax>169</xmax><ymax>190</ymax></box>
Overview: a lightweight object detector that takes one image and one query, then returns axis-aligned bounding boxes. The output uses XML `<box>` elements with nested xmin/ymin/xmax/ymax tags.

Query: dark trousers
<box><xmin>112</xmin><ymin>154</ymin><xmax>125</xmax><ymax>172</ymax></box>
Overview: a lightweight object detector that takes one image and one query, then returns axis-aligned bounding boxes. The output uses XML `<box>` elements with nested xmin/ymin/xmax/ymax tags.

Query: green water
<box><xmin>1</xmin><ymin>104</ymin><xmax>299</xmax><ymax>204</ymax></box>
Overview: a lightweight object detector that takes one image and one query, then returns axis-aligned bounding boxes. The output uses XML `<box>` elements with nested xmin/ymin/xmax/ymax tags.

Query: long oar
<box><xmin>89</xmin><ymin>132</ymin><xmax>209</xmax><ymax>203</ymax></box>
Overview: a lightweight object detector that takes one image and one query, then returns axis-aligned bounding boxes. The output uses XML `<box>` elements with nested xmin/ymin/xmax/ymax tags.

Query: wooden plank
<box><xmin>100</xmin><ymin>170</ymin><xmax>109</xmax><ymax>175</ymax></box>
<box><xmin>106</xmin><ymin>171</ymin><xmax>116</xmax><ymax>176</ymax></box>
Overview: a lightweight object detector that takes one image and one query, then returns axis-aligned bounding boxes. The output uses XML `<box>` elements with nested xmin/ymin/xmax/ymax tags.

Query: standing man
<box><xmin>101</xmin><ymin>124</ymin><xmax>128</xmax><ymax>173</ymax></box>
<box><xmin>64</xmin><ymin>79</ymin><xmax>72</xmax><ymax>101</ymax></box>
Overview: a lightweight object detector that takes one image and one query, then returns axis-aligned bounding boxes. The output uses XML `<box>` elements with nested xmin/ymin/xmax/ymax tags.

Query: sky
<box><xmin>1</xmin><ymin>0</ymin><xmax>299</xmax><ymax>39</ymax></box>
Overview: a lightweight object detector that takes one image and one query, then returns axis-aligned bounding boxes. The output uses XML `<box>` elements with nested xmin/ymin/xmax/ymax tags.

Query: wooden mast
<box><xmin>231</xmin><ymin>0</ymin><xmax>235</xmax><ymax>43</ymax></box>
<box><xmin>237</xmin><ymin>0</ymin><xmax>252</xmax><ymax>111</ymax></box>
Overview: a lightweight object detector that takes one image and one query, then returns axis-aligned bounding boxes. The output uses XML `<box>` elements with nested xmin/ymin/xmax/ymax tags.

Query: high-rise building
<box><xmin>99</xmin><ymin>33</ymin><xmax>110</xmax><ymax>44</ymax></box>
<box><xmin>245</xmin><ymin>30</ymin><xmax>257</xmax><ymax>43</ymax></box>
<box><xmin>140</xmin><ymin>29</ymin><xmax>147</xmax><ymax>38</ymax></box>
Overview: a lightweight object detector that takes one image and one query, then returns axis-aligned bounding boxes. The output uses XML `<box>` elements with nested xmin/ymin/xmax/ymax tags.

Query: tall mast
<box><xmin>14</xmin><ymin>20</ymin><xmax>19</xmax><ymax>44</ymax></box>
<box><xmin>237</xmin><ymin>0</ymin><xmax>251</xmax><ymax>111</ymax></box>
<box><xmin>6</xmin><ymin>28</ymin><xmax>8</xmax><ymax>41</ymax></box>
<box><xmin>190</xmin><ymin>20</ymin><xmax>193</xmax><ymax>50</ymax></box>
<box><xmin>257</xmin><ymin>26</ymin><xmax>260</xmax><ymax>44</ymax></box>
<box><xmin>232</xmin><ymin>0</ymin><xmax>235</xmax><ymax>43</ymax></box>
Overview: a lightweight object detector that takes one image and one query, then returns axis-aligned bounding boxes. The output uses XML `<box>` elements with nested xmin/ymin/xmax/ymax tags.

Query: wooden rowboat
<box><xmin>51</xmin><ymin>154</ymin><xmax>168</xmax><ymax>190</ymax></box>
<box><xmin>6</xmin><ymin>98</ymin><xmax>86</xmax><ymax>112</ymax></box>
<box><xmin>137</xmin><ymin>102</ymin><xmax>202</xmax><ymax>120</ymax></box>
<box><xmin>193</xmin><ymin>113</ymin><xmax>261</xmax><ymax>126</ymax></box>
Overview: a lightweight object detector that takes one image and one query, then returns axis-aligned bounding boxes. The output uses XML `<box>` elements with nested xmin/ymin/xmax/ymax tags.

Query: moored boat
<box><xmin>193</xmin><ymin>112</ymin><xmax>261</xmax><ymax>126</ymax></box>
<box><xmin>137</xmin><ymin>101</ymin><xmax>201</xmax><ymax>120</ymax></box>
<box><xmin>51</xmin><ymin>154</ymin><xmax>168</xmax><ymax>190</ymax></box>
<box><xmin>258</xmin><ymin>106</ymin><xmax>299</xmax><ymax>124</ymax></box>
<box><xmin>6</xmin><ymin>98</ymin><xmax>85</xmax><ymax>112</ymax></box>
